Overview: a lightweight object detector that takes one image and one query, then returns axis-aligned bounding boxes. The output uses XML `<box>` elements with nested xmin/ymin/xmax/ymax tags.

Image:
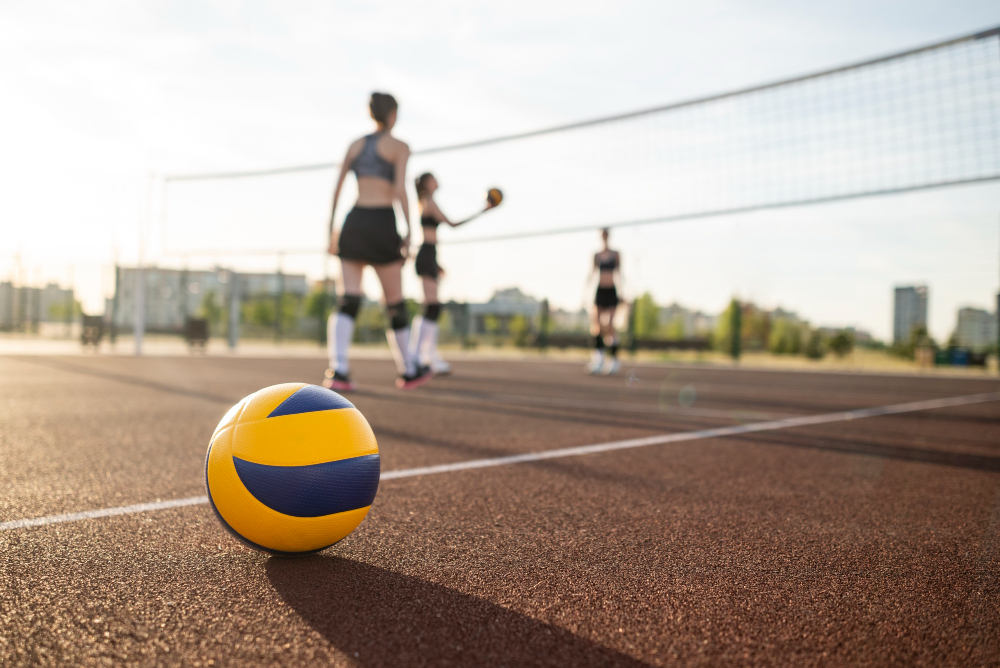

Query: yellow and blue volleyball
<box><xmin>205</xmin><ymin>383</ymin><xmax>379</xmax><ymax>555</ymax></box>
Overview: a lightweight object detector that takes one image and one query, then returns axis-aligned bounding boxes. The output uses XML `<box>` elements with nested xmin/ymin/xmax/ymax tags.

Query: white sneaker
<box><xmin>603</xmin><ymin>357</ymin><xmax>621</xmax><ymax>375</ymax></box>
<box><xmin>587</xmin><ymin>351</ymin><xmax>605</xmax><ymax>374</ymax></box>
<box><xmin>430</xmin><ymin>356</ymin><xmax>452</xmax><ymax>375</ymax></box>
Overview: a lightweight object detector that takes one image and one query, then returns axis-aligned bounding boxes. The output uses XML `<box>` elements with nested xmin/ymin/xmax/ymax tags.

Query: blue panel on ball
<box><xmin>233</xmin><ymin>453</ymin><xmax>380</xmax><ymax>517</ymax></box>
<box><xmin>267</xmin><ymin>384</ymin><xmax>354</xmax><ymax>418</ymax></box>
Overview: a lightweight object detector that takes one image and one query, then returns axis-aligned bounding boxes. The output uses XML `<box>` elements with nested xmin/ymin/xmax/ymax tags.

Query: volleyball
<box><xmin>486</xmin><ymin>187</ymin><xmax>503</xmax><ymax>207</ymax></box>
<box><xmin>205</xmin><ymin>383</ymin><xmax>380</xmax><ymax>555</ymax></box>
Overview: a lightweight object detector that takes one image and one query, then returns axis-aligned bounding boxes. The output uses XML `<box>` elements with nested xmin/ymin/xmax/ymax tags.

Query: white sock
<box><xmin>328</xmin><ymin>312</ymin><xmax>354</xmax><ymax>375</ymax></box>
<box><xmin>408</xmin><ymin>315</ymin><xmax>425</xmax><ymax>364</ymax></box>
<box><xmin>386</xmin><ymin>327</ymin><xmax>416</xmax><ymax>376</ymax></box>
<box><xmin>410</xmin><ymin>316</ymin><xmax>439</xmax><ymax>365</ymax></box>
<box><xmin>590</xmin><ymin>349</ymin><xmax>605</xmax><ymax>367</ymax></box>
<box><xmin>423</xmin><ymin>319</ymin><xmax>440</xmax><ymax>363</ymax></box>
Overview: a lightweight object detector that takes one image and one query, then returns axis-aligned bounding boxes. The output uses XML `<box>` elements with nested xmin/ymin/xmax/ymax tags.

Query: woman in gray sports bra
<box><xmin>325</xmin><ymin>92</ymin><xmax>432</xmax><ymax>391</ymax></box>
<box><xmin>589</xmin><ymin>228</ymin><xmax>623</xmax><ymax>375</ymax></box>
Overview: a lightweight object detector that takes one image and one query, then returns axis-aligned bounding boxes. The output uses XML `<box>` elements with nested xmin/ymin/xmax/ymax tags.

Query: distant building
<box><xmin>467</xmin><ymin>287</ymin><xmax>541</xmax><ymax>335</ymax></box>
<box><xmin>893</xmin><ymin>285</ymin><xmax>928</xmax><ymax>344</ymax></box>
<box><xmin>108</xmin><ymin>266</ymin><xmax>308</xmax><ymax>333</ymax></box>
<box><xmin>659</xmin><ymin>302</ymin><xmax>717</xmax><ymax>337</ymax></box>
<box><xmin>549</xmin><ymin>307</ymin><xmax>589</xmax><ymax>332</ymax></box>
<box><xmin>0</xmin><ymin>281</ymin><xmax>75</xmax><ymax>331</ymax></box>
<box><xmin>434</xmin><ymin>292</ymin><xmax>585</xmax><ymax>340</ymax></box>
<box><xmin>955</xmin><ymin>307</ymin><xmax>997</xmax><ymax>351</ymax></box>
<box><xmin>770</xmin><ymin>307</ymin><xmax>801</xmax><ymax>324</ymax></box>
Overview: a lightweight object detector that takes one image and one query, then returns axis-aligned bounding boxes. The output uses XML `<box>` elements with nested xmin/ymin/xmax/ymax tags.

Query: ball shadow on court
<box><xmin>265</xmin><ymin>555</ymin><xmax>649</xmax><ymax>667</ymax></box>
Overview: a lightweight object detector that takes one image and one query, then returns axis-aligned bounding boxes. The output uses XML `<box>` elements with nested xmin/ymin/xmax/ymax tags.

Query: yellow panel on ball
<box><xmin>205</xmin><ymin>383</ymin><xmax>380</xmax><ymax>555</ymax></box>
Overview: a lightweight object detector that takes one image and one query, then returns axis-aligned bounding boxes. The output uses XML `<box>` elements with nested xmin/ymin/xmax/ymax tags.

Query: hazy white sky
<box><xmin>1</xmin><ymin>0</ymin><xmax>999</xmax><ymax>340</ymax></box>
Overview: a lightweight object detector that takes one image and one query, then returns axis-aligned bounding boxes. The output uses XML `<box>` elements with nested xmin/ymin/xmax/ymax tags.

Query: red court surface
<box><xmin>1</xmin><ymin>355</ymin><xmax>998</xmax><ymax>666</ymax></box>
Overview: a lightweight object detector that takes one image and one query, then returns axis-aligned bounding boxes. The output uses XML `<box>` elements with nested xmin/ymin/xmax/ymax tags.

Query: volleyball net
<box><xmin>163</xmin><ymin>26</ymin><xmax>1000</xmax><ymax>256</ymax></box>
<box><xmin>145</xmin><ymin>27</ymin><xmax>1000</xmax><ymax>348</ymax></box>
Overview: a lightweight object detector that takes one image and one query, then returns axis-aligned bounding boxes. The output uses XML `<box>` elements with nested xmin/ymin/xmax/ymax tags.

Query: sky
<box><xmin>1</xmin><ymin>0</ymin><xmax>999</xmax><ymax>341</ymax></box>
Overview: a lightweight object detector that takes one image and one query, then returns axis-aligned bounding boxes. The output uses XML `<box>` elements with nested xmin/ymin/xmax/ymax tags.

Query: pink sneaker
<box><xmin>396</xmin><ymin>366</ymin><xmax>433</xmax><ymax>390</ymax></box>
<box><xmin>322</xmin><ymin>369</ymin><xmax>356</xmax><ymax>392</ymax></box>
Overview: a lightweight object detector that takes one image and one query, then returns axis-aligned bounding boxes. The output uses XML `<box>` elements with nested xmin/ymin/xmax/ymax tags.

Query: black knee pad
<box><xmin>339</xmin><ymin>294</ymin><xmax>361</xmax><ymax>319</ymax></box>
<box><xmin>386</xmin><ymin>301</ymin><xmax>408</xmax><ymax>330</ymax></box>
<box><xmin>424</xmin><ymin>303</ymin><xmax>441</xmax><ymax>322</ymax></box>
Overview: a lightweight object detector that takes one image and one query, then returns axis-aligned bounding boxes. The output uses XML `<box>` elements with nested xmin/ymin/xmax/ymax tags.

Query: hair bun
<box><xmin>369</xmin><ymin>92</ymin><xmax>398</xmax><ymax>124</ymax></box>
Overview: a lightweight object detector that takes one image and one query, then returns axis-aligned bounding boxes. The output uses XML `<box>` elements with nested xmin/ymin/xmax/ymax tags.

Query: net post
<box><xmin>228</xmin><ymin>272</ymin><xmax>240</xmax><ymax>350</ymax></box>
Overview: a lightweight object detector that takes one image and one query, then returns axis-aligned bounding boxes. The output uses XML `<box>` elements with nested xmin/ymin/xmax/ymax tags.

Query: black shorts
<box><xmin>415</xmin><ymin>243</ymin><xmax>441</xmax><ymax>278</ymax></box>
<box><xmin>337</xmin><ymin>206</ymin><xmax>403</xmax><ymax>264</ymax></box>
<box><xmin>595</xmin><ymin>286</ymin><xmax>619</xmax><ymax>308</ymax></box>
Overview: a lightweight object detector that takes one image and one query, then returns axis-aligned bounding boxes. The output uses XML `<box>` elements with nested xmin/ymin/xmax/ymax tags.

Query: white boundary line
<box><xmin>3</xmin><ymin>391</ymin><xmax>999</xmax><ymax>532</ymax></box>
<box><xmin>0</xmin><ymin>496</ymin><xmax>209</xmax><ymax>531</ymax></box>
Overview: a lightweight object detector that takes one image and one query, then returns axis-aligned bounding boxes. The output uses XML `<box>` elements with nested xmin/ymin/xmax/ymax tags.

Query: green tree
<box><xmin>437</xmin><ymin>309</ymin><xmax>453</xmax><ymax>342</ymax></box>
<box><xmin>248</xmin><ymin>298</ymin><xmax>275</xmax><ymax>327</ymax></box>
<box><xmin>768</xmin><ymin>318</ymin><xmax>802</xmax><ymax>354</ymax></box>
<box><xmin>306</xmin><ymin>285</ymin><xmax>332</xmax><ymax>344</ymax></box>
<box><xmin>664</xmin><ymin>317</ymin><xmax>685</xmax><ymax>341</ymax></box>
<box><xmin>405</xmin><ymin>298</ymin><xmax>421</xmax><ymax>321</ymax></box>
<box><xmin>804</xmin><ymin>329</ymin><xmax>825</xmax><ymax>359</ymax></box>
<box><xmin>891</xmin><ymin>325</ymin><xmax>935</xmax><ymax>359</ymax></box>
<box><xmin>280</xmin><ymin>293</ymin><xmax>304</xmax><ymax>334</ymax></box>
<box><xmin>509</xmin><ymin>314</ymin><xmax>530</xmax><ymax>347</ymax></box>
<box><xmin>741</xmin><ymin>306</ymin><xmax>770</xmax><ymax>351</ymax></box>
<box><xmin>483</xmin><ymin>315</ymin><xmax>501</xmax><ymax>346</ymax></box>
<box><xmin>48</xmin><ymin>299</ymin><xmax>82</xmax><ymax>321</ymax></box>
<box><xmin>714</xmin><ymin>299</ymin><xmax>741</xmax><ymax>357</ymax></box>
<box><xmin>827</xmin><ymin>330</ymin><xmax>854</xmax><ymax>357</ymax></box>
<box><xmin>633</xmin><ymin>292</ymin><xmax>660</xmax><ymax>339</ymax></box>
<box><xmin>306</xmin><ymin>286</ymin><xmax>330</xmax><ymax>320</ymax></box>
<box><xmin>200</xmin><ymin>290</ymin><xmax>225</xmax><ymax>330</ymax></box>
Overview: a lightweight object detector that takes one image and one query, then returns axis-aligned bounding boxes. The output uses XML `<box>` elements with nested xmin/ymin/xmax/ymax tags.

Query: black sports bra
<box><xmin>351</xmin><ymin>133</ymin><xmax>395</xmax><ymax>183</ymax></box>
<box><xmin>420</xmin><ymin>215</ymin><xmax>439</xmax><ymax>229</ymax></box>
<box><xmin>597</xmin><ymin>253</ymin><xmax>618</xmax><ymax>271</ymax></box>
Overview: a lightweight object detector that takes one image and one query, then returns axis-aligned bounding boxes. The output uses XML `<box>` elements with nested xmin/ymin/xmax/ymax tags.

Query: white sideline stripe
<box><xmin>0</xmin><ymin>496</ymin><xmax>209</xmax><ymax>531</ymax></box>
<box><xmin>381</xmin><ymin>391</ymin><xmax>1000</xmax><ymax>479</ymax></box>
<box><xmin>3</xmin><ymin>391</ymin><xmax>999</xmax><ymax>531</ymax></box>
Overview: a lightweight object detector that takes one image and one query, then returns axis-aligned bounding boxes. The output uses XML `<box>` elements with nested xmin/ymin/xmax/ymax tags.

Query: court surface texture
<box><xmin>1</xmin><ymin>354</ymin><xmax>999</xmax><ymax>667</ymax></box>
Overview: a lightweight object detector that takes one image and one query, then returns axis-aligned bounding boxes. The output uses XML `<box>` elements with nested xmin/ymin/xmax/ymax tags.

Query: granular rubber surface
<box><xmin>1</xmin><ymin>355</ymin><xmax>998</xmax><ymax>666</ymax></box>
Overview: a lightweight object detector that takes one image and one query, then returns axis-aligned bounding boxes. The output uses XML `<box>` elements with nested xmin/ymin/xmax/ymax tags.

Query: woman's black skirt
<box><xmin>415</xmin><ymin>243</ymin><xmax>441</xmax><ymax>278</ymax></box>
<box><xmin>595</xmin><ymin>286</ymin><xmax>619</xmax><ymax>308</ymax></box>
<box><xmin>337</xmin><ymin>206</ymin><xmax>403</xmax><ymax>264</ymax></box>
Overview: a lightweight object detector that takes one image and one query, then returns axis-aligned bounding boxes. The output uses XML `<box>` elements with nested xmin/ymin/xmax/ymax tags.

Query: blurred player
<box><xmin>588</xmin><ymin>228</ymin><xmax>622</xmax><ymax>374</ymax></box>
<box><xmin>409</xmin><ymin>173</ymin><xmax>500</xmax><ymax>374</ymax></box>
<box><xmin>325</xmin><ymin>92</ymin><xmax>431</xmax><ymax>391</ymax></box>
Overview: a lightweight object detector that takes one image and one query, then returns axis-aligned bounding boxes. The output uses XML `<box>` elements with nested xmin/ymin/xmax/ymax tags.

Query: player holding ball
<box><xmin>409</xmin><ymin>173</ymin><xmax>502</xmax><ymax>374</ymax></box>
